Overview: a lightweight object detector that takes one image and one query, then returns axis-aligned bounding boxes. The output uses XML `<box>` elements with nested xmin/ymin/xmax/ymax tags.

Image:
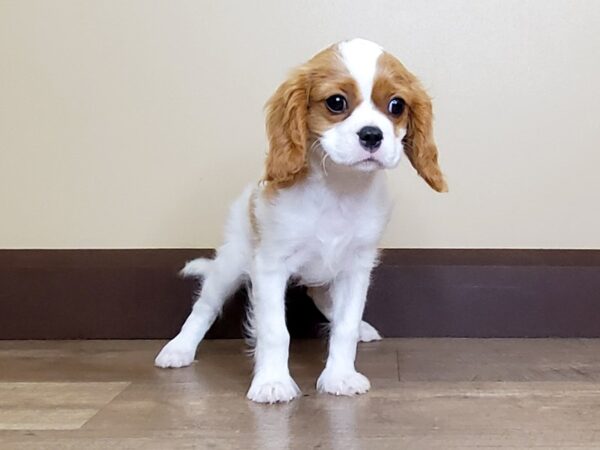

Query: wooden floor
<box><xmin>1</xmin><ymin>339</ymin><xmax>600</xmax><ymax>449</ymax></box>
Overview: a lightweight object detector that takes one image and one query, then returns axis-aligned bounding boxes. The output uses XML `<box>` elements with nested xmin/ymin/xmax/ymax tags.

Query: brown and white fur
<box><xmin>155</xmin><ymin>38</ymin><xmax>446</xmax><ymax>403</ymax></box>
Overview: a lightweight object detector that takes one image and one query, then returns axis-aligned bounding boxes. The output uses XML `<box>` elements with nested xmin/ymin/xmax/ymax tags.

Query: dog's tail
<box><xmin>179</xmin><ymin>257</ymin><xmax>213</xmax><ymax>278</ymax></box>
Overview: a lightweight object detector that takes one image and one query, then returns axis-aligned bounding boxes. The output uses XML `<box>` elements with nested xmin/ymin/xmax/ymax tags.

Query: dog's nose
<box><xmin>357</xmin><ymin>126</ymin><xmax>383</xmax><ymax>152</ymax></box>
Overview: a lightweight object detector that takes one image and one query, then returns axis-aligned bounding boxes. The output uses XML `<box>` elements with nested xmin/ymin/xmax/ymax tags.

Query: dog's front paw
<box><xmin>317</xmin><ymin>368</ymin><xmax>371</xmax><ymax>396</ymax></box>
<box><xmin>154</xmin><ymin>339</ymin><xmax>196</xmax><ymax>368</ymax></box>
<box><xmin>359</xmin><ymin>320</ymin><xmax>382</xmax><ymax>342</ymax></box>
<box><xmin>247</xmin><ymin>374</ymin><xmax>300</xmax><ymax>404</ymax></box>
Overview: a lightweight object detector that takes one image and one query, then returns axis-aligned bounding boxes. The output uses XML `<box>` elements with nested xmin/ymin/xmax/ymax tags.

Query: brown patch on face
<box><xmin>374</xmin><ymin>52</ymin><xmax>447</xmax><ymax>192</ymax></box>
<box><xmin>263</xmin><ymin>46</ymin><xmax>361</xmax><ymax>193</ymax></box>
<box><xmin>372</xmin><ymin>53</ymin><xmax>411</xmax><ymax>136</ymax></box>
<box><xmin>305</xmin><ymin>48</ymin><xmax>362</xmax><ymax>138</ymax></box>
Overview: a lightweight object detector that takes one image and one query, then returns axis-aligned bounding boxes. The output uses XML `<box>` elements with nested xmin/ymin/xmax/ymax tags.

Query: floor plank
<box><xmin>0</xmin><ymin>382</ymin><xmax>129</xmax><ymax>430</ymax></box>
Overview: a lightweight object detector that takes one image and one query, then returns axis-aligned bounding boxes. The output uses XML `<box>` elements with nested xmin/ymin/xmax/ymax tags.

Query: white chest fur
<box><xmin>258</xmin><ymin>170</ymin><xmax>391</xmax><ymax>286</ymax></box>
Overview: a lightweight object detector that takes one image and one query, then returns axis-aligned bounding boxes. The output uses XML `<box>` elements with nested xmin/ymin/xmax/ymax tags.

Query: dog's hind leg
<box><xmin>155</xmin><ymin>188</ymin><xmax>254</xmax><ymax>368</ymax></box>
<box><xmin>154</xmin><ymin>243</ymin><xmax>248</xmax><ymax>368</ymax></box>
<box><xmin>308</xmin><ymin>286</ymin><xmax>382</xmax><ymax>343</ymax></box>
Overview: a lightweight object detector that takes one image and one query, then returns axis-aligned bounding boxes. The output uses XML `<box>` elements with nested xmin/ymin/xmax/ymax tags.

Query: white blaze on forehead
<box><xmin>337</xmin><ymin>39</ymin><xmax>383</xmax><ymax>101</ymax></box>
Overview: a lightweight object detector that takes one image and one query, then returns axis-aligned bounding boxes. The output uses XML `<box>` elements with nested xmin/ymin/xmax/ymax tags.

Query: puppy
<box><xmin>155</xmin><ymin>38</ymin><xmax>446</xmax><ymax>403</ymax></box>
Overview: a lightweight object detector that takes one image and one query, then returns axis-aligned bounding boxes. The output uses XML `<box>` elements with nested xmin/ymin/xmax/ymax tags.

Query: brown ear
<box><xmin>403</xmin><ymin>82</ymin><xmax>448</xmax><ymax>192</ymax></box>
<box><xmin>263</xmin><ymin>69</ymin><xmax>309</xmax><ymax>191</ymax></box>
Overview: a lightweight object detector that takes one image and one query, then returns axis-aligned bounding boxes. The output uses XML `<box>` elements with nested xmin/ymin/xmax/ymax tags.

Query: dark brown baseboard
<box><xmin>1</xmin><ymin>249</ymin><xmax>599</xmax><ymax>339</ymax></box>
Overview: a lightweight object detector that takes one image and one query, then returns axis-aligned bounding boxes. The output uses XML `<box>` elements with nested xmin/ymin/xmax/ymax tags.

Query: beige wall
<box><xmin>1</xmin><ymin>0</ymin><xmax>599</xmax><ymax>249</ymax></box>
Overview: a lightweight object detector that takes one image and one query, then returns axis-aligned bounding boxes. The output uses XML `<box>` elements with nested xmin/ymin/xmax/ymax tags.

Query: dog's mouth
<box><xmin>351</xmin><ymin>158</ymin><xmax>385</xmax><ymax>169</ymax></box>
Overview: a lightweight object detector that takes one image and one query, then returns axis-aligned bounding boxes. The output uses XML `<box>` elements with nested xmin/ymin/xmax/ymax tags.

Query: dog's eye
<box><xmin>388</xmin><ymin>97</ymin><xmax>405</xmax><ymax>116</ymax></box>
<box><xmin>325</xmin><ymin>95</ymin><xmax>347</xmax><ymax>114</ymax></box>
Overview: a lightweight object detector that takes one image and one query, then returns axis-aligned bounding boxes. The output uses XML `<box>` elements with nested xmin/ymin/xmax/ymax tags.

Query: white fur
<box><xmin>156</xmin><ymin>38</ymin><xmax>396</xmax><ymax>403</ymax></box>
<box><xmin>337</xmin><ymin>39</ymin><xmax>382</xmax><ymax>101</ymax></box>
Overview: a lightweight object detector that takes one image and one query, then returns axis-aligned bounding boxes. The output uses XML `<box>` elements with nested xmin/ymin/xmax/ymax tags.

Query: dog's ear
<box><xmin>403</xmin><ymin>81</ymin><xmax>447</xmax><ymax>192</ymax></box>
<box><xmin>263</xmin><ymin>68</ymin><xmax>309</xmax><ymax>191</ymax></box>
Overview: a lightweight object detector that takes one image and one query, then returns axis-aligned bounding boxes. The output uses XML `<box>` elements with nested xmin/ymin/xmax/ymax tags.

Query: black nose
<box><xmin>357</xmin><ymin>126</ymin><xmax>383</xmax><ymax>152</ymax></box>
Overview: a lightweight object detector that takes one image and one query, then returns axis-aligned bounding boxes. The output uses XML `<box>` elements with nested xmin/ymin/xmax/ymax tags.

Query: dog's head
<box><xmin>263</xmin><ymin>38</ymin><xmax>447</xmax><ymax>193</ymax></box>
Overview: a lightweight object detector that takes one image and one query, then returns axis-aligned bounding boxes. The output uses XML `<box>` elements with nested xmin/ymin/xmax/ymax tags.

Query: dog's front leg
<box><xmin>246</xmin><ymin>255</ymin><xmax>300</xmax><ymax>404</ymax></box>
<box><xmin>317</xmin><ymin>260</ymin><xmax>374</xmax><ymax>396</ymax></box>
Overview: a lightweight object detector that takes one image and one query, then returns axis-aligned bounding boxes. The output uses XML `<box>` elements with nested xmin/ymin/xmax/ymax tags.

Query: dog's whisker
<box><xmin>309</xmin><ymin>138</ymin><xmax>322</xmax><ymax>153</ymax></box>
<box><xmin>321</xmin><ymin>151</ymin><xmax>330</xmax><ymax>176</ymax></box>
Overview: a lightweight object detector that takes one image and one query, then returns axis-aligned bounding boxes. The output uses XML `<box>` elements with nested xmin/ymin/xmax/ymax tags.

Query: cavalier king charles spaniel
<box><xmin>155</xmin><ymin>38</ymin><xmax>446</xmax><ymax>403</ymax></box>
